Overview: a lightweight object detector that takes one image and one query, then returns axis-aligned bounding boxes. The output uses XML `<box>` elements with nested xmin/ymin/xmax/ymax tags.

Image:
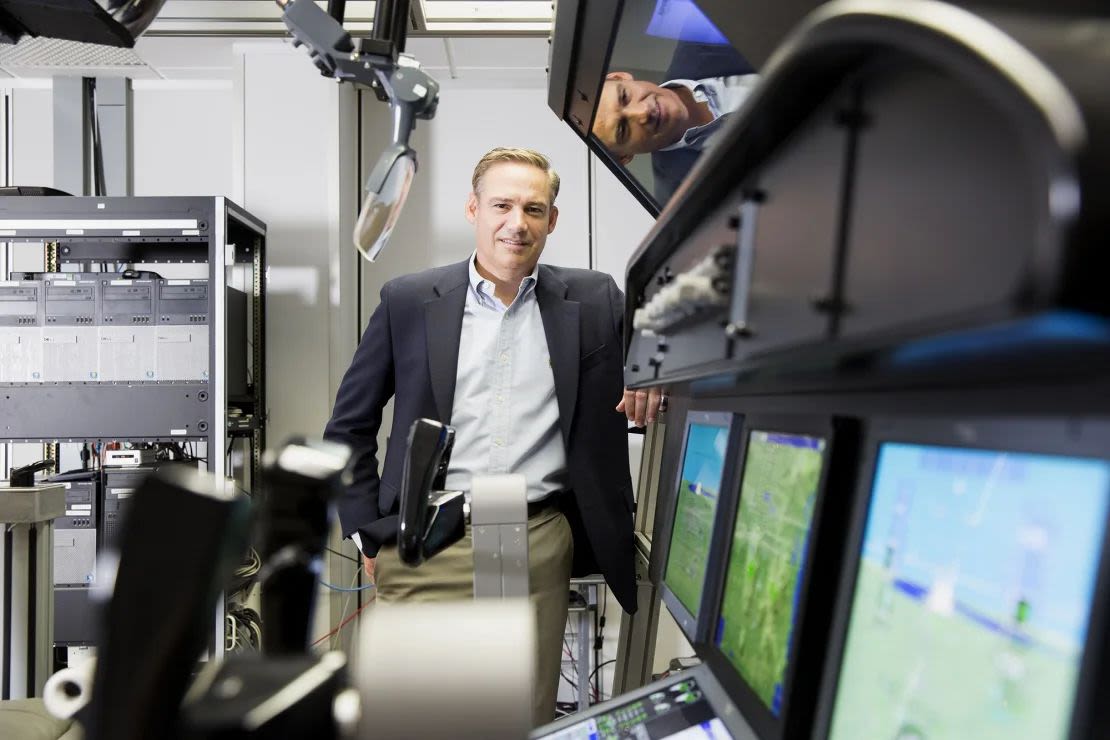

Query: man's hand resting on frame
<box><xmin>616</xmin><ymin>386</ymin><xmax>666</xmax><ymax>427</ymax></box>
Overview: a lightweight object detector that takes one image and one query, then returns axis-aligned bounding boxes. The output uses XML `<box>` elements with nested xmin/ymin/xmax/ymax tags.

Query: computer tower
<box><xmin>102</xmin><ymin>465</ymin><xmax>157</xmax><ymax>551</ymax></box>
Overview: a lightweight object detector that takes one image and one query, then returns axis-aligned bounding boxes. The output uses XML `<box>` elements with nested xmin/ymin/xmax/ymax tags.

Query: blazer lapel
<box><xmin>424</xmin><ymin>261</ymin><xmax>470</xmax><ymax>423</ymax></box>
<box><xmin>536</xmin><ymin>265</ymin><xmax>580</xmax><ymax>445</ymax></box>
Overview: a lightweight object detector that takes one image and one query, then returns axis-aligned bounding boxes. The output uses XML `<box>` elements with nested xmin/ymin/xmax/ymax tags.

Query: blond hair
<box><xmin>471</xmin><ymin>147</ymin><xmax>561</xmax><ymax>205</ymax></box>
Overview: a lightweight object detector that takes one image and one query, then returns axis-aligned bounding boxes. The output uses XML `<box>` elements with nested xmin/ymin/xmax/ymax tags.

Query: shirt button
<box><xmin>500</xmin><ymin>353</ymin><xmax>509</xmax><ymax>363</ymax></box>
<box><xmin>494</xmin><ymin>439</ymin><xmax>504</xmax><ymax>447</ymax></box>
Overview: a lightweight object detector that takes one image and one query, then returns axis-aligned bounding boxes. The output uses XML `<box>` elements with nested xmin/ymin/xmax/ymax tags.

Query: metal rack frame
<box><xmin>0</xmin><ymin>195</ymin><xmax>266</xmax><ymax>659</ymax></box>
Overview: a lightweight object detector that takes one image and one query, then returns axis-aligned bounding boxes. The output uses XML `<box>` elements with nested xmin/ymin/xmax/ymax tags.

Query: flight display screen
<box><xmin>664</xmin><ymin>420</ymin><xmax>731</xmax><ymax>618</ymax></box>
<box><xmin>542</xmin><ymin>677</ymin><xmax>733</xmax><ymax>740</ymax></box>
<box><xmin>829</xmin><ymin>443</ymin><xmax>1110</xmax><ymax>739</ymax></box>
<box><xmin>714</xmin><ymin>431</ymin><xmax>827</xmax><ymax>715</ymax></box>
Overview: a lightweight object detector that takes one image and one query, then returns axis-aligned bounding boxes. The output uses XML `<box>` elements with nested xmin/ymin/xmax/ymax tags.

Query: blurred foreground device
<box><xmin>178</xmin><ymin>439</ymin><xmax>352</xmax><ymax>738</ymax></box>
<box><xmin>0</xmin><ymin>0</ymin><xmax>169</xmax><ymax>47</ymax></box>
<box><xmin>256</xmin><ymin>438</ymin><xmax>352</xmax><ymax>654</ymax></box>
<box><xmin>399</xmin><ymin>418</ymin><xmax>530</xmax><ymax>599</ymax></box>
<box><xmin>80</xmin><ymin>465</ymin><xmax>249</xmax><ymax>740</ymax></box>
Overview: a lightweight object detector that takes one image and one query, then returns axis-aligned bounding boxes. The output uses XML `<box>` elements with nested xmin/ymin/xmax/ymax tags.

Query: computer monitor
<box><xmin>700</xmin><ymin>416</ymin><xmax>846</xmax><ymax>740</ymax></box>
<box><xmin>660</xmin><ymin>410</ymin><xmax>737</xmax><ymax>641</ymax></box>
<box><xmin>818</xmin><ymin>418</ymin><xmax>1110</xmax><ymax>740</ymax></box>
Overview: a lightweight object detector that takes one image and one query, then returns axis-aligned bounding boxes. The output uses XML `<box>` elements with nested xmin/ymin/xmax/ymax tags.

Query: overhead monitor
<box><xmin>548</xmin><ymin>0</ymin><xmax>824</xmax><ymax>216</ymax></box>
<box><xmin>705</xmin><ymin>421</ymin><xmax>833</xmax><ymax>738</ymax></box>
<box><xmin>660</xmin><ymin>410</ymin><xmax>736</xmax><ymax>641</ymax></box>
<box><xmin>588</xmin><ymin>0</ymin><xmax>757</xmax><ymax>213</ymax></box>
<box><xmin>821</xmin><ymin>421</ymin><xmax>1110</xmax><ymax>740</ymax></box>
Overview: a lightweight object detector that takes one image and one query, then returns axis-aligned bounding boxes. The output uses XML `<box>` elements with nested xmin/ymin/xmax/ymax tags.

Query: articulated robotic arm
<box><xmin>0</xmin><ymin>0</ymin><xmax>439</xmax><ymax>262</ymax></box>
<box><xmin>276</xmin><ymin>0</ymin><xmax>441</xmax><ymax>261</ymax></box>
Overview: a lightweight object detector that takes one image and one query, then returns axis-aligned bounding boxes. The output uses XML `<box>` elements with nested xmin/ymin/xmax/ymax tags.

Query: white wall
<box><xmin>132</xmin><ymin>80</ymin><xmax>233</xmax><ymax>197</ymax></box>
<box><xmin>10</xmin><ymin>84</ymin><xmax>54</xmax><ymax>188</ymax></box>
<box><xmin>5</xmin><ymin>78</ymin><xmax>235</xmax><ymax>198</ymax></box>
<box><xmin>234</xmin><ymin>42</ymin><xmax>358</xmax><ymax>448</ymax></box>
<box><xmin>591</xmin><ymin>155</ymin><xmax>656</xmax><ymax>291</ymax></box>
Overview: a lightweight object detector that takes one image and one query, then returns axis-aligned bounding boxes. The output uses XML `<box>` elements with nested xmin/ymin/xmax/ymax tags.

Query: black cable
<box><xmin>588</xmin><ymin>659</ymin><xmax>616</xmax><ymax>688</ymax></box>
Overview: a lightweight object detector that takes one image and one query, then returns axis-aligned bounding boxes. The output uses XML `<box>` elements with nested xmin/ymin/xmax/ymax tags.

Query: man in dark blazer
<box><xmin>324</xmin><ymin>147</ymin><xmax>659</xmax><ymax>723</ymax></box>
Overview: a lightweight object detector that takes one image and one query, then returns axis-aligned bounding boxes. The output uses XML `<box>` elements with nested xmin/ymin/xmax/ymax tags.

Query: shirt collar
<box><xmin>658</xmin><ymin>75</ymin><xmax>758</xmax><ymax>152</ymax></box>
<box><xmin>468</xmin><ymin>252</ymin><xmax>539</xmax><ymax>307</ymax></box>
<box><xmin>658</xmin><ymin>78</ymin><xmax>719</xmax><ymax>153</ymax></box>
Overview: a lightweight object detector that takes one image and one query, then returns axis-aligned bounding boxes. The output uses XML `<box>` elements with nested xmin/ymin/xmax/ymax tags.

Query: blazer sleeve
<box><xmin>606</xmin><ymin>273</ymin><xmax>626</xmax><ymax>352</ymax></box>
<box><xmin>323</xmin><ymin>281</ymin><xmax>397</xmax><ymax>554</ymax></box>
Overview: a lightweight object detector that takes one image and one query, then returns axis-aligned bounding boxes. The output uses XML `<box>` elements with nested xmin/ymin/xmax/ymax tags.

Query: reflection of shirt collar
<box><xmin>659</xmin><ymin>75</ymin><xmax>759</xmax><ymax>152</ymax></box>
<box><xmin>468</xmin><ymin>251</ymin><xmax>538</xmax><ymax>309</ymax></box>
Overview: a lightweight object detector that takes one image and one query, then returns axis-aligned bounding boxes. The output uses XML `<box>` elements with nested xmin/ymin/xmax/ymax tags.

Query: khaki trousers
<box><xmin>374</xmin><ymin>505</ymin><xmax>574</xmax><ymax>726</ymax></box>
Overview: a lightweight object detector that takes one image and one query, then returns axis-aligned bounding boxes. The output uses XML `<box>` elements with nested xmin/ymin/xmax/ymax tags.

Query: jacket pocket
<box><xmin>580</xmin><ymin>343</ymin><xmax>608</xmax><ymax>370</ymax></box>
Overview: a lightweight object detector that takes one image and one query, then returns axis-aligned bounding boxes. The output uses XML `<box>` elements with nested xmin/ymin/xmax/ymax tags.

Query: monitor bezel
<box><xmin>698</xmin><ymin>414</ymin><xmax>847</xmax><ymax>740</ymax></box>
<box><xmin>658</xmin><ymin>408</ymin><xmax>742</xmax><ymax>645</ymax></box>
<box><xmin>810</xmin><ymin>416</ymin><xmax>1110</xmax><ymax>740</ymax></box>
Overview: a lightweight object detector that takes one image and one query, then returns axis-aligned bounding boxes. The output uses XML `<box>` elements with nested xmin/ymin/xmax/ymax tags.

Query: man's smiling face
<box><xmin>466</xmin><ymin>161</ymin><xmax>558</xmax><ymax>278</ymax></box>
<box><xmin>593</xmin><ymin>72</ymin><xmax>692</xmax><ymax>163</ymax></box>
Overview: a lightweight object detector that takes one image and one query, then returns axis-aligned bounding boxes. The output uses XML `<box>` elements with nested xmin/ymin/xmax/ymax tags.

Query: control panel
<box><xmin>538</xmin><ymin>675</ymin><xmax>733</xmax><ymax>740</ymax></box>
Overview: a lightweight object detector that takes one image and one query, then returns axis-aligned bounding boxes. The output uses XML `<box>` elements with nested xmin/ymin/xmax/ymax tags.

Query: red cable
<box><xmin>311</xmin><ymin>600</ymin><xmax>372</xmax><ymax>647</ymax></box>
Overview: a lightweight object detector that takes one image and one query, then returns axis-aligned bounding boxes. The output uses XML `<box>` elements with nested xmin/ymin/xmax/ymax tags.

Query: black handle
<box><xmin>398</xmin><ymin>419</ymin><xmax>454</xmax><ymax>566</ymax></box>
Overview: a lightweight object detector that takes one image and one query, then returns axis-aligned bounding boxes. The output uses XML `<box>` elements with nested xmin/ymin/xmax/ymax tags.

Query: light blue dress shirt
<box><xmin>443</xmin><ymin>254</ymin><xmax>569</xmax><ymax>502</ymax></box>
<box><xmin>660</xmin><ymin>74</ymin><xmax>760</xmax><ymax>152</ymax></box>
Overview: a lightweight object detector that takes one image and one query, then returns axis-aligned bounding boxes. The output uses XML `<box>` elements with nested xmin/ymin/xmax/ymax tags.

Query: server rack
<box><xmin>0</xmin><ymin>195</ymin><xmax>267</xmax><ymax>661</ymax></box>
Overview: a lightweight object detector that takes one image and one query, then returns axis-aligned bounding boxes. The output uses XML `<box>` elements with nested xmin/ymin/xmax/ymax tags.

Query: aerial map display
<box><xmin>664</xmin><ymin>421</ymin><xmax>730</xmax><ymax>616</ymax></box>
<box><xmin>830</xmin><ymin>443</ymin><xmax>1110</xmax><ymax>740</ymax></box>
<box><xmin>714</xmin><ymin>431</ymin><xmax>826</xmax><ymax>715</ymax></box>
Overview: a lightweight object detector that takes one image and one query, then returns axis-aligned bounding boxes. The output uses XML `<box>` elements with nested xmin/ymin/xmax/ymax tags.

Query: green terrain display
<box><xmin>829</xmin><ymin>443</ymin><xmax>1110</xmax><ymax>740</ymax></box>
<box><xmin>715</xmin><ymin>431</ymin><xmax>825</xmax><ymax>715</ymax></box>
<box><xmin>664</xmin><ymin>423</ymin><xmax>729</xmax><ymax>616</ymax></box>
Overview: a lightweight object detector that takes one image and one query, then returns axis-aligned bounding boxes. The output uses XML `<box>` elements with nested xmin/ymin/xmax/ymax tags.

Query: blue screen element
<box><xmin>681</xmin><ymin>424</ymin><xmax>728</xmax><ymax>498</ymax></box>
<box><xmin>645</xmin><ymin>0</ymin><xmax>730</xmax><ymax>45</ymax></box>
<box><xmin>829</xmin><ymin>443</ymin><xmax>1110</xmax><ymax>740</ymax></box>
<box><xmin>664</xmin><ymin>421</ymin><xmax>730</xmax><ymax>617</ymax></box>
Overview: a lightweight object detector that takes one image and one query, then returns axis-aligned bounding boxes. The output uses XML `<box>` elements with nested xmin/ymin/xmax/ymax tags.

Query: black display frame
<box><xmin>698</xmin><ymin>414</ymin><xmax>858</xmax><ymax>740</ymax></box>
<box><xmin>810</xmin><ymin>416</ymin><xmax>1110</xmax><ymax>740</ymax></box>
<box><xmin>658</xmin><ymin>408</ymin><xmax>742</xmax><ymax>645</ymax></box>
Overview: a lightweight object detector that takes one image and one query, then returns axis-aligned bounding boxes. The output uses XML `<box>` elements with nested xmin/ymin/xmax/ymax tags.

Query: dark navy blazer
<box><xmin>324</xmin><ymin>259</ymin><xmax>638</xmax><ymax>612</ymax></box>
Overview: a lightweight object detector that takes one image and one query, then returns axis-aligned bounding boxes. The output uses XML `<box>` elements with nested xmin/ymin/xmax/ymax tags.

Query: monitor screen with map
<box><xmin>661</xmin><ymin>410</ymin><xmax>734</xmax><ymax>639</ymax></box>
<box><xmin>712</xmin><ymin>430</ymin><xmax>828</xmax><ymax>716</ymax></box>
<box><xmin>827</xmin><ymin>442</ymin><xmax>1110</xmax><ymax>740</ymax></box>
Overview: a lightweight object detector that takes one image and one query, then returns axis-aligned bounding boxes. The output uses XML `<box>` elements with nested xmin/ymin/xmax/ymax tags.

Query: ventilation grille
<box><xmin>0</xmin><ymin>36</ymin><xmax>148</xmax><ymax>70</ymax></box>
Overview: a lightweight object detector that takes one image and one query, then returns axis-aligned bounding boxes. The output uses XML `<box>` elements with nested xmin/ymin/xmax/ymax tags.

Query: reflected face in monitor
<box><xmin>594</xmin><ymin>72</ymin><xmax>699</xmax><ymax>163</ymax></box>
<box><xmin>465</xmin><ymin>162</ymin><xmax>558</xmax><ymax>280</ymax></box>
